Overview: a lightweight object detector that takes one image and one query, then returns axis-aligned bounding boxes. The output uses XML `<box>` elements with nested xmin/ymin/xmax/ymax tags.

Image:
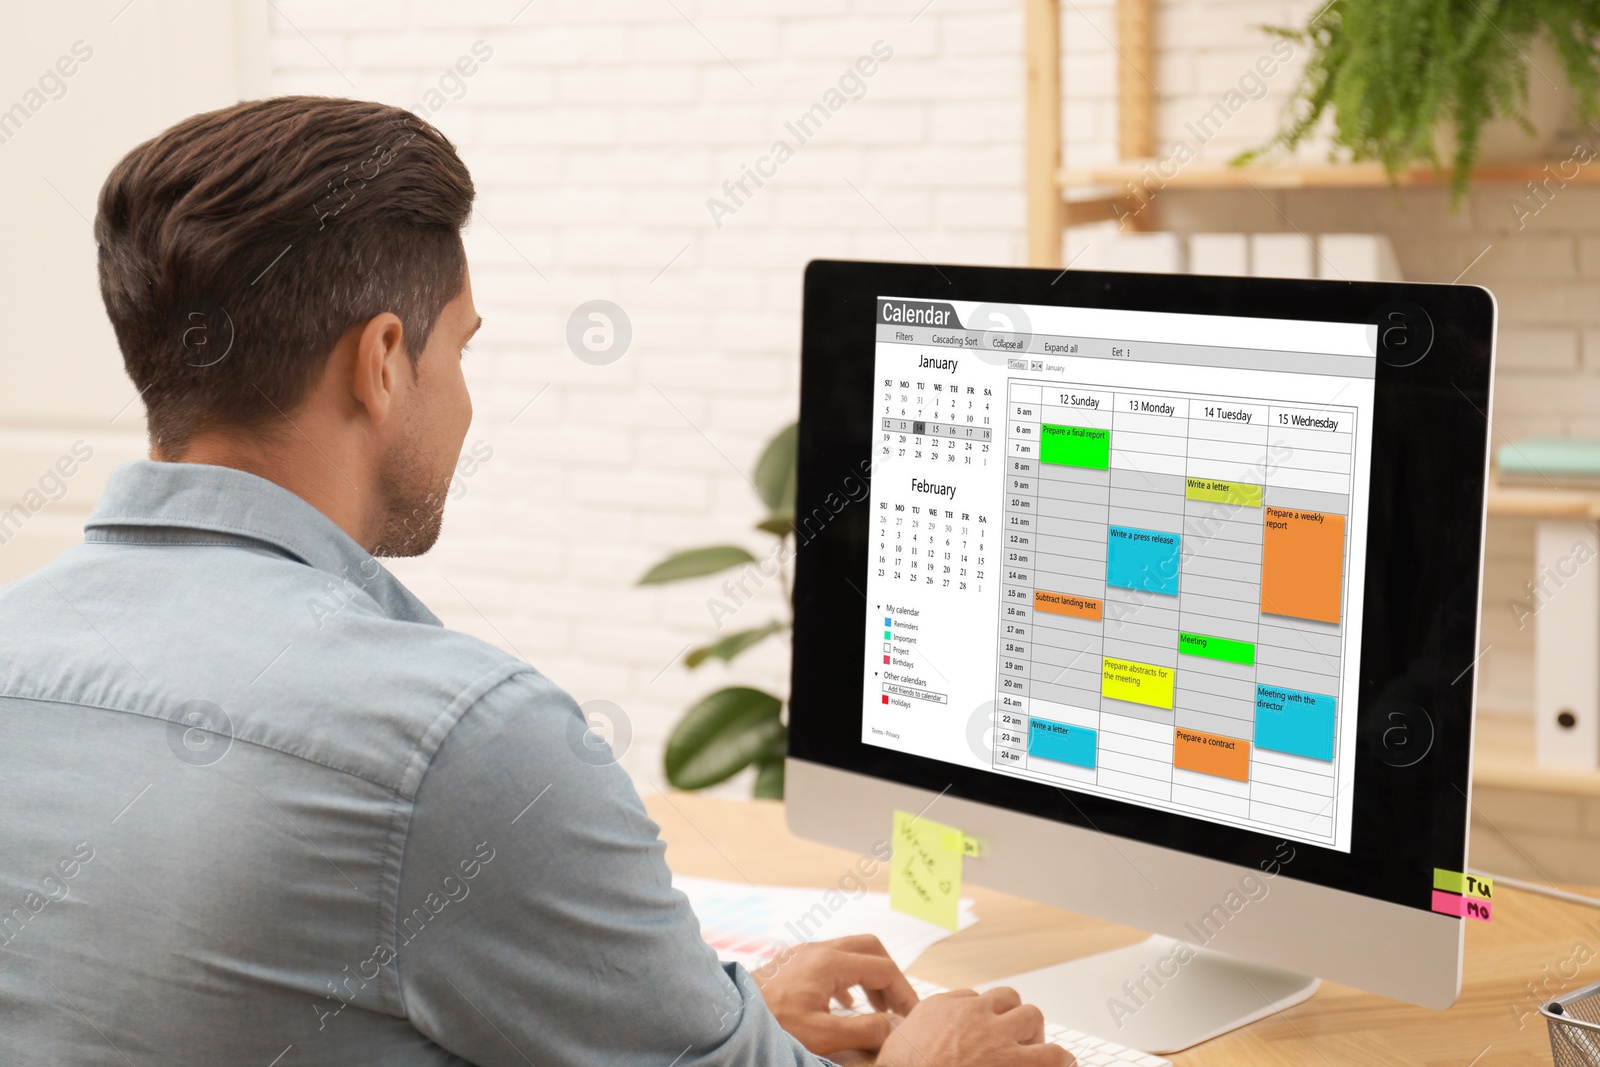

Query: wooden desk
<box><xmin>648</xmin><ymin>791</ymin><xmax>1592</xmax><ymax>1066</ymax></box>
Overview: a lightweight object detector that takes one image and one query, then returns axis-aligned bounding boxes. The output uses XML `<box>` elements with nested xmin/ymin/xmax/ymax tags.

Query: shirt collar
<box><xmin>85</xmin><ymin>460</ymin><xmax>440</xmax><ymax>626</ymax></box>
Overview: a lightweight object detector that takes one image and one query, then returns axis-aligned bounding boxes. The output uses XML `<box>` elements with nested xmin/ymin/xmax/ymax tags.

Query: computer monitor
<box><xmin>786</xmin><ymin>259</ymin><xmax>1495</xmax><ymax>1053</ymax></box>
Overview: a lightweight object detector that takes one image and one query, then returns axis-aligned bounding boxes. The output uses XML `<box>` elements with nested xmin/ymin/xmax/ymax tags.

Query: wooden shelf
<box><xmin>1475</xmin><ymin>711</ymin><xmax>1600</xmax><ymax>796</ymax></box>
<box><xmin>1486</xmin><ymin>481</ymin><xmax>1600</xmax><ymax>520</ymax></box>
<box><xmin>1475</xmin><ymin>489</ymin><xmax>1600</xmax><ymax>798</ymax></box>
<box><xmin>1058</xmin><ymin>159</ymin><xmax>1599</xmax><ymax>194</ymax></box>
<box><xmin>1022</xmin><ymin>0</ymin><xmax>1598</xmax><ymax>257</ymax></box>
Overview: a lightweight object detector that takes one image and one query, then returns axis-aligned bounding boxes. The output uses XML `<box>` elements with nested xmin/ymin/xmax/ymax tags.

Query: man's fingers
<box><xmin>825</xmin><ymin>934</ymin><xmax>893</xmax><ymax>958</ymax></box>
<box><xmin>1018</xmin><ymin>1042</ymin><xmax>1076</xmax><ymax>1066</ymax></box>
<box><xmin>1001</xmin><ymin>1003</ymin><xmax>1047</xmax><ymax>1043</ymax></box>
<box><xmin>831</xmin><ymin>951</ymin><xmax>918</xmax><ymax>1016</ymax></box>
<box><xmin>810</xmin><ymin>1010</ymin><xmax>895</xmax><ymax>1054</ymax></box>
<box><xmin>864</xmin><ymin>984</ymin><xmax>889</xmax><ymax>1014</ymax></box>
<box><xmin>930</xmin><ymin>986</ymin><xmax>979</xmax><ymax>999</ymax></box>
<box><xmin>980</xmin><ymin>985</ymin><xmax>1023</xmax><ymax>1013</ymax></box>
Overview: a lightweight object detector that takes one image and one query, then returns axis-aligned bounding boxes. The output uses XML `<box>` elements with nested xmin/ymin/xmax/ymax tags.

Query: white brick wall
<box><xmin>265</xmin><ymin>0</ymin><xmax>1025</xmax><ymax>789</ymax></box>
<box><xmin>261</xmin><ymin>0</ymin><xmax>1591</xmax><ymax>788</ymax></box>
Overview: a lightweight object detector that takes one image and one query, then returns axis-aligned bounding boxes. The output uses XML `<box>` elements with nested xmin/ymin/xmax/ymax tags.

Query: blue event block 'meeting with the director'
<box><xmin>1254</xmin><ymin>683</ymin><xmax>1336</xmax><ymax>762</ymax></box>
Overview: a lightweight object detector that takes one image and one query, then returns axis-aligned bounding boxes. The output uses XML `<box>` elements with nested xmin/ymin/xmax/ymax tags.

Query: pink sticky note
<box><xmin>1432</xmin><ymin>890</ymin><xmax>1491</xmax><ymax>922</ymax></box>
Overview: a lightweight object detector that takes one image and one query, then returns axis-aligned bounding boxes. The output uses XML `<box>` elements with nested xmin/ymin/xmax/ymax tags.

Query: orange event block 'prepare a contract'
<box><xmin>1260</xmin><ymin>507</ymin><xmax>1345</xmax><ymax>625</ymax></box>
<box><xmin>1173</xmin><ymin>727</ymin><xmax>1250</xmax><ymax>782</ymax></box>
<box><xmin>1034</xmin><ymin>590</ymin><xmax>1102</xmax><ymax>621</ymax></box>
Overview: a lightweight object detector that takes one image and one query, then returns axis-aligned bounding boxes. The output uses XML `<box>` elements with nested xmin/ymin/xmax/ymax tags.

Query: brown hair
<box><xmin>94</xmin><ymin>96</ymin><xmax>474</xmax><ymax>454</ymax></box>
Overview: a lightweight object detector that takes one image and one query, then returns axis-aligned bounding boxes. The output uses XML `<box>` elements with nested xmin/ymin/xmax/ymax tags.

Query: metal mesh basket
<box><xmin>1544</xmin><ymin>983</ymin><xmax>1600</xmax><ymax>1066</ymax></box>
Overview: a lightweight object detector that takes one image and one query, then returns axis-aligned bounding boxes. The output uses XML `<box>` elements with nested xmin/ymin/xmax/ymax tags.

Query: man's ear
<box><xmin>349</xmin><ymin>312</ymin><xmax>407</xmax><ymax>427</ymax></box>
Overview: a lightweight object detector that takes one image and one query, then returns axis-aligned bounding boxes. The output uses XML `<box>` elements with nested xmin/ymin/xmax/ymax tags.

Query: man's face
<box><xmin>371</xmin><ymin>270</ymin><xmax>479</xmax><ymax>557</ymax></box>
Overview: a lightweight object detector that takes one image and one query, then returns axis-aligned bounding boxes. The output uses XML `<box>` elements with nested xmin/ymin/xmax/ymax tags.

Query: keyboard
<box><xmin>831</xmin><ymin>975</ymin><xmax>1170</xmax><ymax>1066</ymax></box>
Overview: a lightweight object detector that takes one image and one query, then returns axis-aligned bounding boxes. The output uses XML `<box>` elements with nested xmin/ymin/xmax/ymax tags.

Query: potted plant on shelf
<box><xmin>637</xmin><ymin>423</ymin><xmax>797</xmax><ymax>799</ymax></box>
<box><xmin>1239</xmin><ymin>0</ymin><xmax>1600</xmax><ymax>198</ymax></box>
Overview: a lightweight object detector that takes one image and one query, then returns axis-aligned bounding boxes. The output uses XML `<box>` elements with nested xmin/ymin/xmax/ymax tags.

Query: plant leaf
<box><xmin>754</xmin><ymin>423</ymin><xmax>798</xmax><ymax>519</ymax></box>
<box><xmin>754</xmin><ymin>517</ymin><xmax>792</xmax><ymax>537</ymax></box>
<box><xmin>759</xmin><ymin>722</ymin><xmax>788</xmax><ymax>762</ymax></box>
<box><xmin>753</xmin><ymin>758</ymin><xmax>785</xmax><ymax>799</ymax></box>
<box><xmin>1234</xmin><ymin>0</ymin><xmax>1598</xmax><ymax>203</ymax></box>
<box><xmin>685</xmin><ymin>620</ymin><xmax>786</xmax><ymax>668</ymax></box>
<box><xmin>638</xmin><ymin>545</ymin><xmax>756</xmax><ymax>585</ymax></box>
<box><xmin>664</xmin><ymin>687</ymin><xmax>784</xmax><ymax>790</ymax></box>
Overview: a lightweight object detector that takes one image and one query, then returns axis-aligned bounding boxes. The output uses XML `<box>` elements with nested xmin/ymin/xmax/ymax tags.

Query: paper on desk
<box><xmin>675</xmin><ymin>874</ymin><xmax>977</xmax><ymax>973</ymax></box>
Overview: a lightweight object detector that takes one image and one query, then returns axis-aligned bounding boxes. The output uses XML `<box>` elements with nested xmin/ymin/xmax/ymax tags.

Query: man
<box><xmin>0</xmin><ymin>97</ymin><xmax>1067</xmax><ymax>1066</ymax></box>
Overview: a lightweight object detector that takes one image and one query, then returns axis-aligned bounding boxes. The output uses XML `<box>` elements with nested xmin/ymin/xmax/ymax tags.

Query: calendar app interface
<box><xmin>861</xmin><ymin>296</ymin><xmax>1377</xmax><ymax>852</ymax></box>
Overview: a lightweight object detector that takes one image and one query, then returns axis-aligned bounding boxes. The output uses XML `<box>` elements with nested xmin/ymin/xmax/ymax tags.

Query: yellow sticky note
<box><xmin>890</xmin><ymin>809</ymin><xmax>963</xmax><ymax>931</ymax></box>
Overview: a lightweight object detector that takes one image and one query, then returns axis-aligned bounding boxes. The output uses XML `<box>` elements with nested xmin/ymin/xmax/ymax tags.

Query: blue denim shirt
<box><xmin>0</xmin><ymin>461</ymin><xmax>822</xmax><ymax>1066</ymax></box>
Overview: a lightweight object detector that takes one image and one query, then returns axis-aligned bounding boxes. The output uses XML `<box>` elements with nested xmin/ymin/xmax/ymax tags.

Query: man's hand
<box><xmin>751</xmin><ymin>935</ymin><xmax>919</xmax><ymax>1056</ymax></box>
<box><xmin>877</xmin><ymin>987</ymin><xmax>1075</xmax><ymax>1067</ymax></box>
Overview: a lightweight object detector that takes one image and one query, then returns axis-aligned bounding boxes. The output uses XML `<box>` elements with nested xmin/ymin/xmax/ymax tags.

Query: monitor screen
<box><xmin>793</xmin><ymin>261</ymin><xmax>1493</xmax><ymax>915</ymax></box>
<box><xmin>860</xmin><ymin>296</ymin><xmax>1377</xmax><ymax>853</ymax></box>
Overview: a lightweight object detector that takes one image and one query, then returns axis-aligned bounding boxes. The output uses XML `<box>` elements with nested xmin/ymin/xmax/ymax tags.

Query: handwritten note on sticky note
<box><xmin>890</xmin><ymin>809</ymin><xmax>964</xmax><ymax>931</ymax></box>
<box><xmin>1433</xmin><ymin>869</ymin><xmax>1492</xmax><ymax>900</ymax></box>
<box><xmin>1431</xmin><ymin>889</ymin><xmax>1492</xmax><ymax>922</ymax></box>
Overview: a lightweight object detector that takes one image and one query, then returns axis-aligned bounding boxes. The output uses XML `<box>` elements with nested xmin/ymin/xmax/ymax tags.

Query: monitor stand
<box><xmin>977</xmin><ymin>934</ymin><xmax>1320</xmax><ymax>1055</ymax></box>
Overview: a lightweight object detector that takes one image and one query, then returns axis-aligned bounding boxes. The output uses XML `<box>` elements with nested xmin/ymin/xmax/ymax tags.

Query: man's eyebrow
<box><xmin>464</xmin><ymin>316</ymin><xmax>483</xmax><ymax>341</ymax></box>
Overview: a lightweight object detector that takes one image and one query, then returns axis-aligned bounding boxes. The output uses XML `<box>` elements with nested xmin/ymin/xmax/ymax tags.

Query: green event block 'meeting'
<box><xmin>1178</xmin><ymin>631</ymin><xmax>1256</xmax><ymax>666</ymax></box>
<box><xmin>1039</xmin><ymin>424</ymin><xmax>1109</xmax><ymax>469</ymax></box>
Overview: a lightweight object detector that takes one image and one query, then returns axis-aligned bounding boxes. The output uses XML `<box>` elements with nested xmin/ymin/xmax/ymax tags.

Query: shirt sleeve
<box><xmin>392</xmin><ymin>669</ymin><xmax>827</xmax><ymax>1067</ymax></box>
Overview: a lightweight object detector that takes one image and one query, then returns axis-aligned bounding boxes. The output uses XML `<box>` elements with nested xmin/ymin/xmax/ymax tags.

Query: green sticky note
<box><xmin>890</xmin><ymin>809</ymin><xmax>963</xmax><ymax>931</ymax></box>
<box><xmin>1433</xmin><ymin>869</ymin><xmax>1493</xmax><ymax>900</ymax></box>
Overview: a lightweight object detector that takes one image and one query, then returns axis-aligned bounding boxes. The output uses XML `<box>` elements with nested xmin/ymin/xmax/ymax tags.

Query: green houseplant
<box><xmin>638</xmin><ymin>424</ymin><xmax>797</xmax><ymax>799</ymax></box>
<box><xmin>1239</xmin><ymin>0</ymin><xmax>1600</xmax><ymax>198</ymax></box>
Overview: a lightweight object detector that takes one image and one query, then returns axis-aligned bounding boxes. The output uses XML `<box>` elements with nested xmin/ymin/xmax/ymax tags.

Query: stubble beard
<box><xmin>371</xmin><ymin>436</ymin><xmax>453</xmax><ymax>559</ymax></box>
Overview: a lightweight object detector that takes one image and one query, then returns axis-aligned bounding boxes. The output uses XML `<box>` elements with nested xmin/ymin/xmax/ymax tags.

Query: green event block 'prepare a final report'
<box><xmin>1039</xmin><ymin>424</ymin><xmax>1109</xmax><ymax>469</ymax></box>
